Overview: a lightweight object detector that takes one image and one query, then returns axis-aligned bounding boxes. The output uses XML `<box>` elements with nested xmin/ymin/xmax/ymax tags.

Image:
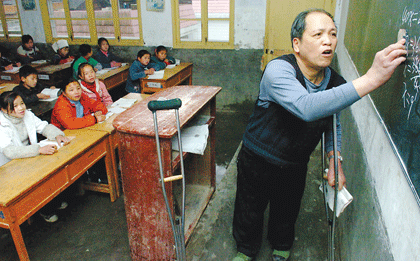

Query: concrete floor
<box><xmin>0</xmin><ymin>106</ymin><xmax>332</xmax><ymax>261</ymax></box>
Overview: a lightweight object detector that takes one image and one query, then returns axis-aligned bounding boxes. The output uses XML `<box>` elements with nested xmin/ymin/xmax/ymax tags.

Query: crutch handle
<box><xmin>148</xmin><ymin>98</ymin><xmax>182</xmax><ymax>112</ymax></box>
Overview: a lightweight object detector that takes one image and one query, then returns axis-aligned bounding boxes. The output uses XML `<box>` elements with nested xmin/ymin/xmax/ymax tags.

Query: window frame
<box><xmin>40</xmin><ymin>0</ymin><xmax>144</xmax><ymax>46</ymax></box>
<box><xmin>172</xmin><ymin>0</ymin><xmax>235</xmax><ymax>49</ymax></box>
<box><xmin>0</xmin><ymin>0</ymin><xmax>23</xmax><ymax>42</ymax></box>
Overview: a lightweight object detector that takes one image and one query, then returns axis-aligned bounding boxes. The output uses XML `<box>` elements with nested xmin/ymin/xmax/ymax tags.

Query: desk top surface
<box><xmin>86</xmin><ymin>93</ymin><xmax>149</xmax><ymax>133</ymax></box>
<box><xmin>37</xmin><ymin>63</ymin><xmax>72</xmax><ymax>74</ymax></box>
<box><xmin>144</xmin><ymin>62</ymin><xmax>192</xmax><ymax>81</ymax></box>
<box><xmin>113</xmin><ymin>85</ymin><xmax>221</xmax><ymax>138</ymax></box>
<box><xmin>0</xmin><ymin>83</ymin><xmax>17</xmax><ymax>94</ymax></box>
<box><xmin>0</xmin><ymin>129</ymin><xmax>107</xmax><ymax>206</ymax></box>
<box><xmin>96</xmin><ymin>64</ymin><xmax>130</xmax><ymax>80</ymax></box>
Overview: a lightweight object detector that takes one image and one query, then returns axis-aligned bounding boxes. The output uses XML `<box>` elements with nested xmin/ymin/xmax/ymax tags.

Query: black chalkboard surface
<box><xmin>345</xmin><ymin>0</ymin><xmax>420</xmax><ymax>199</ymax></box>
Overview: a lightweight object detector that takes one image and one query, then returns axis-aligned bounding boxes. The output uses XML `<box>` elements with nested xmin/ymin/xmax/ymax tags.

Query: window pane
<box><xmin>120</xmin><ymin>19</ymin><xmax>139</xmax><ymax>40</ymax></box>
<box><xmin>118</xmin><ymin>0</ymin><xmax>138</xmax><ymax>16</ymax></box>
<box><xmin>6</xmin><ymin>19</ymin><xmax>21</xmax><ymax>36</ymax></box>
<box><xmin>179</xmin><ymin>0</ymin><xmax>201</xmax><ymax>19</ymax></box>
<box><xmin>47</xmin><ymin>0</ymin><xmax>65</xmax><ymax>19</ymax></box>
<box><xmin>180</xmin><ymin>20</ymin><xmax>201</xmax><ymax>42</ymax></box>
<box><xmin>208</xmin><ymin>20</ymin><xmax>229</xmax><ymax>42</ymax></box>
<box><xmin>0</xmin><ymin>20</ymin><xmax>4</xmax><ymax>37</ymax></box>
<box><xmin>71</xmin><ymin>20</ymin><xmax>90</xmax><ymax>39</ymax></box>
<box><xmin>69</xmin><ymin>1</ymin><xmax>89</xmax><ymax>39</ymax></box>
<box><xmin>93</xmin><ymin>0</ymin><xmax>111</xmax><ymax>11</ymax></box>
<box><xmin>96</xmin><ymin>20</ymin><xmax>115</xmax><ymax>39</ymax></box>
<box><xmin>69</xmin><ymin>0</ymin><xmax>87</xmax><ymax>17</ymax></box>
<box><xmin>208</xmin><ymin>0</ymin><xmax>229</xmax><ymax>19</ymax></box>
<box><xmin>3</xmin><ymin>0</ymin><xmax>19</xmax><ymax>19</ymax></box>
<box><xmin>50</xmin><ymin>20</ymin><xmax>68</xmax><ymax>38</ymax></box>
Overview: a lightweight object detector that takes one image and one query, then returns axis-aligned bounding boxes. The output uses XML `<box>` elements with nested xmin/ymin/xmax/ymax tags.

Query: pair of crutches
<box><xmin>321</xmin><ymin>113</ymin><xmax>339</xmax><ymax>261</ymax></box>
<box><xmin>148</xmin><ymin>98</ymin><xmax>187</xmax><ymax>261</ymax></box>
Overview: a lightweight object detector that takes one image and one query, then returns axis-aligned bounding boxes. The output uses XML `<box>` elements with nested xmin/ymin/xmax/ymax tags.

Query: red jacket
<box><xmin>51</xmin><ymin>93</ymin><xmax>108</xmax><ymax>130</ymax></box>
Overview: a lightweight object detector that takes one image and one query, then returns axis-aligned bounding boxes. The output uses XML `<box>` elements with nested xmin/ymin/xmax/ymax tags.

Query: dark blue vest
<box><xmin>242</xmin><ymin>54</ymin><xmax>346</xmax><ymax>165</ymax></box>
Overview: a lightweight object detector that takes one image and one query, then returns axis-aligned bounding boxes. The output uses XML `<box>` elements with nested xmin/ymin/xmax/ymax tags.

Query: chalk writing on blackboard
<box><xmin>401</xmin><ymin>7</ymin><xmax>420</xmax><ymax>120</ymax></box>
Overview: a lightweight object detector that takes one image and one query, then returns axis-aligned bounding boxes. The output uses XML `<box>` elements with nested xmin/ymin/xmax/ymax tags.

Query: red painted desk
<box><xmin>113</xmin><ymin>85</ymin><xmax>221</xmax><ymax>260</ymax></box>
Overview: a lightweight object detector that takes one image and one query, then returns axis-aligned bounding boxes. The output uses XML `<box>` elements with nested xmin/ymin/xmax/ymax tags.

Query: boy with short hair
<box><xmin>16</xmin><ymin>34</ymin><xmax>44</xmax><ymax>65</ymax></box>
<box><xmin>150</xmin><ymin>45</ymin><xmax>176</xmax><ymax>71</ymax></box>
<box><xmin>13</xmin><ymin>65</ymin><xmax>53</xmax><ymax>105</ymax></box>
<box><xmin>72</xmin><ymin>44</ymin><xmax>102</xmax><ymax>79</ymax></box>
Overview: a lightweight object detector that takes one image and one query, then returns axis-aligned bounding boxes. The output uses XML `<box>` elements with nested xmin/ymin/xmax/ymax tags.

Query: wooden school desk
<box><xmin>113</xmin><ymin>85</ymin><xmax>221</xmax><ymax>260</ymax></box>
<box><xmin>96</xmin><ymin>64</ymin><xmax>130</xmax><ymax>91</ymax></box>
<box><xmin>84</xmin><ymin>93</ymin><xmax>150</xmax><ymax>199</ymax></box>
<box><xmin>36</xmin><ymin>62</ymin><xmax>72</xmax><ymax>87</ymax></box>
<box><xmin>0</xmin><ymin>62</ymin><xmax>49</xmax><ymax>84</ymax></box>
<box><xmin>0</xmin><ymin>128</ymin><xmax>116</xmax><ymax>260</ymax></box>
<box><xmin>0</xmin><ymin>83</ymin><xmax>17</xmax><ymax>94</ymax></box>
<box><xmin>140</xmin><ymin>62</ymin><xmax>193</xmax><ymax>94</ymax></box>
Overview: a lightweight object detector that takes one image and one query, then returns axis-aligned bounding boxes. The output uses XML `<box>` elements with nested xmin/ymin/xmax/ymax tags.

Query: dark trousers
<box><xmin>232</xmin><ymin>145</ymin><xmax>308</xmax><ymax>257</ymax></box>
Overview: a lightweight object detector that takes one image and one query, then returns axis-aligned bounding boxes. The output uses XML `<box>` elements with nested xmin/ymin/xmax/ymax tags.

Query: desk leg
<box><xmin>9</xmin><ymin>223</ymin><xmax>30</xmax><ymax>261</ymax></box>
<box><xmin>105</xmin><ymin>138</ymin><xmax>118</xmax><ymax>202</ymax></box>
<box><xmin>108</xmin><ymin>135</ymin><xmax>121</xmax><ymax>199</ymax></box>
<box><xmin>188</xmin><ymin>75</ymin><xmax>192</xmax><ymax>85</ymax></box>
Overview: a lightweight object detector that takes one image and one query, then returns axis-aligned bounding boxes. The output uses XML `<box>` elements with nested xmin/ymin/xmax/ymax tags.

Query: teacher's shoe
<box><xmin>232</xmin><ymin>252</ymin><xmax>252</xmax><ymax>261</ymax></box>
<box><xmin>272</xmin><ymin>250</ymin><xmax>290</xmax><ymax>261</ymax></box>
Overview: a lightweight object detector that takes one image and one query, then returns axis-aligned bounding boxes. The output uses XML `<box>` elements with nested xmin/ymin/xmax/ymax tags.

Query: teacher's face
<box><xmin>293</xmin><ymin>12</ymin><xmax>337</xmax><ymax>71</ymax></box>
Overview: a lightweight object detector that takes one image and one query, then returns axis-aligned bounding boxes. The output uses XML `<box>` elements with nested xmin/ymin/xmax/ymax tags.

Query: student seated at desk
<box><xmin>13</xmin><ymin>65</ymin><xmax>55</xmax><ymax>105</ymax></box>
<box><xmin>126</xmin><ymin>50</ymin><xmax>158</xmax><ymax>93</ymax></box>
<box><xmin>0</xmin><ymin>91</ymin><xmax>71</xmax><ymax>222</ymax></box>
<box><xmin>94</xmin><ymin>37</ymin><xmax>123</xmax><ymax>69</ymax></box>
<box><xmin>16</xmin><ymin>34</ymin><xmax>45</xmax><ymax>65</ymax></box>
<box><xmin>0</xmin><ymin>51</ymin><xmax>20</xmax><ymax>71</ymax></box>
<box><xmin>150</xmin><ymin>45</ymin><xmax>176</xmax><ymax>71</ymax></box>
<box><xmin>78</xmin><ymin>62</ymin><xmax>113</xmax><ymax>107</ymax></box>
<box><xmin>51</xmin><ymin>39</ymin><xmax>74</xmax><ymax>65</ymax></box>
<box><xmin>51</xmin><ymin>78</ymin><xmax>107</xmax><ymax>130</ymax></box>
<box><xmin>72</xmin><ymin>44</ymin><xmax>102</xmax><ymax>79</ymax></box>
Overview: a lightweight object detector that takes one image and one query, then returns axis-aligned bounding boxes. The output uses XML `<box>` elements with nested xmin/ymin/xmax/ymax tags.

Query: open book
<box><xmin>40</xmin><ymin>88</ymin><xmax>61</xmax><ymax>102</ymax></box>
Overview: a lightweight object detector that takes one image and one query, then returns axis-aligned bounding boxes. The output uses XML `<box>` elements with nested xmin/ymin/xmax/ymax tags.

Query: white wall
<box><xmin>20</xmin><ymin>0</ymin><xmax>266</xmax><ymax>49</ymax></box>
<box><xmin>234</xmin><ymin>0</ymin><xmax>266</xmax><ymax>49</ymax></box>
<box><xmin>19</xmin><ymin>0</ymin><xmax>46</xmax><ymax>43</ymax></box>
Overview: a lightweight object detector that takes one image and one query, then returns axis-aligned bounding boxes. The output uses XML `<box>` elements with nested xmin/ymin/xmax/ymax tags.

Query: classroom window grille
<box><xmin>173</xmin><ymin>0</ymin><xmax>234</xmax><ymax>49</ymax></box>
<box><xmin>0</xmin><ymin>0</ymin><xmax>23</xmax><ymax>40</ymax></box>
<box><xmin>40</xmin><ymin>0</ymin><xmax>143</xmax><ymax>46</ymax></box>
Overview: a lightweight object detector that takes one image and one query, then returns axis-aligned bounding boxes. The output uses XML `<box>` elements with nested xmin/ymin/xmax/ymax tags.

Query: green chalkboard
<box><xmin>345</xmin><ymin>0</ymin><xmax>420</xmax><ymax>200</ymax></box>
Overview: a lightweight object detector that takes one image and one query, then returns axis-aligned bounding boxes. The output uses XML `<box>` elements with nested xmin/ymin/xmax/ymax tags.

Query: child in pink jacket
<box><xmin>77</xmin><ymin>62</ymin><xmax>113</xmax><ymax>107</ymax></box>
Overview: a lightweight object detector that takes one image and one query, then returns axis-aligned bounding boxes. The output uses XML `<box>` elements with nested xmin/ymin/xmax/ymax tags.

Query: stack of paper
<box><xmin>147</xmin><ymin>70</ymin><xmax>164</xmax><ymax>79</ymax></box>
<box><xmin>111</xmin><ymin>98</ymin><xmax>137</xmax><ymax>108</ymax></box>
<box><xmin>172</xmin><ymin>125</ymin><xmax>209</xmax><ymax>155</ymax></box>
<box><xmin>319</xmin><ymin>180</ymin><xmax>353</xmax><ymax>217</ymax></box>
<box><xmin>4</xmin><ymin>66</ymin><xmax>21</xmax><ymax>73</ymax></box>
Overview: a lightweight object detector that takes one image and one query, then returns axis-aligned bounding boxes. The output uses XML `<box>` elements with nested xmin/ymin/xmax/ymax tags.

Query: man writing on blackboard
<box><xmin>232</xmin><ymin>8</ymin><xmax>407</xmax><ymax>261</ymax></box>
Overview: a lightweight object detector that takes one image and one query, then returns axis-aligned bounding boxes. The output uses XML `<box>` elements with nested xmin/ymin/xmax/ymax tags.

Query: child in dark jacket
<box><xmin>13</xmin><ymin>65</ymin><xmax>54</xmax><ymax>105</ymax></box>
<box><xmin>125</xmin><ymin>50</ymin><xmax>158</xmax><ymax>93</ymax></box>
<box><xmin>93</xmin><ymin>37</ymin><xmax>123</xmax><ymax>69</ymax></box>
<box><xmin>150</xmin><ymin>45</ymin><xmax>176</xmax><ymax>71</ymax></box>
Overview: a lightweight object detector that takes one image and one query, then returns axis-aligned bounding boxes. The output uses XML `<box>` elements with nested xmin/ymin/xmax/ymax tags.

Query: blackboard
<box><xmin>345</xmin><ymin>0</ymin><xmax>420</xmax><ymax>200</ymax></box>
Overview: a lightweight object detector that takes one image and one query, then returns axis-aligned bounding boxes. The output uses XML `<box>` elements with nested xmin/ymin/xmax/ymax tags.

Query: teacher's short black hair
<box><xmin>290</xmin><ymin>9</ymin><xmax>334</xmax><ymax>47</ymax></box>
